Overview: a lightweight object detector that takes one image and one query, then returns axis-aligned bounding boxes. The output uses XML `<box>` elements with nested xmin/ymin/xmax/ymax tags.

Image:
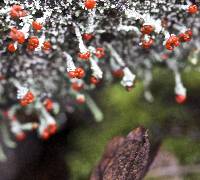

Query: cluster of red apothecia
<box><xmin>188</xmin><ymin>4</ymin><xmax>199</xmax><ymax>14</ymax></box>
<box><xmin>70</xmin><ymin>76</ymin><xmax>100</xmax><ymax>92</ymax></box>
<box><xmin>43</xmin><ymin>98</ymin><xmax>54</xmax><ymax>112</ymax></box>
<box><xmin>20</xmin><ymin>95</ymin><xmax>56</xmax><ymax>140</ymax></box>
<box><xmin>9</xmin><ymin>4</ymin><xmax>27</xmax><ymax>19</ymax></box>
<box><xmin>74</xmin><ymin>34</ymin><xmax>106</xmax><ymax>85</ymax></box>
<box><xmin>140</xmin><ymin>26</ymin><xmax>194</xmax><ymax>50</ymax></box>
<box><xmin>79</xmin><ymin>0</ymin><xmax>105</xmax><ymax>60</ymax></box>
<box><xmin>82</xmin><ymin>33</ymin><xmax>94</xmax><ymax>40</ymax></box>
<box><xmin>140</xmin><ymin>4</ymin><xmax>198</xmax><ymax>50</ymax></box>
<box><xmin>140</xmin><ymin>25</ymin><xmax>155</xmax><ymax>49</ymax></box>
<box><xmin>84</xmin><ymin>0</ymin><xmax>96</xmax><ymax>10</ymax></box>
<box><xmin>68</xmin><ymin>67</ymin><xmax>101</xmax><ymax>85</ymax></box>
<box><xmin>41</xmin><ymin>123</ymin><xmax>57</xmax><ymax>140</ymax></box>
<box><xmin>78</xmin><ymin>47</ymin><xmax>105</xmax><ymax>60</ymax></box>
<box><xmin>7</xmin><ymin>1</ymin><xmax>196</xmax><ymax>107</ymax></box>
<box><xmin>19</xmin><ymin>91</ymin><xmax>55</xmax><ymax>110</ymax></box>
<box><xmin>7</xmin><ymin>5</ymin><xmax>52</xmax><ymax>53</ymax></box>
<box><xmin>68</xmin><ymin>67</ymin><xmax>86</xmax><ymax>79</ymax></box>
<box><xmin>141</xmin><ymin>26</ymin><xmax>193</xmax><ymax>51</ymax></box>
<box><xmin>20</xmin><ymin>91</ymin><xmax>35</xmax><ymax>106</ymax></box>
<box><xmin>74</xmin><ymin>35</ymin><xmax>122</xmax><ymax>85</ymax></box>
<box><xmin>165</xmin><ymin>30</ymin><xmax>193</xmax><ymax>50</ymax></box>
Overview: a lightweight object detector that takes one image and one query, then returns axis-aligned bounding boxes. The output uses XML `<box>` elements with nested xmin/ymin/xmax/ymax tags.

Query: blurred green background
<box><xmin>66</xmin><ymin>68</ymin><xmax>200</xmax><ymax>180</ymax></box>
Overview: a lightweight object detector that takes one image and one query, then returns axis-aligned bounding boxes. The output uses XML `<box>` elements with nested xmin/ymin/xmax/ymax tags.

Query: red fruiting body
<box><xmin>41</xmin><ymin>129</ymin><xmax>50</xmax><ymax>140</ymax></box>
<box><xmin>165</xmin><ymin>35</ymin><xmax>180</xmax><ymax>50</ymax></box>
<box><xmin>112</xmin><ymin>69</ymin><xmax>124</xmax><ymax>78</ymax></box>
<box><xmin>186</xmin><ymin>30</ymin><xmax>193</xmax><ymax>37</ymax></box>
<box><xmin>12</xmin><ymin>5</ymin><xmax>23</xmax><ymax>11</ymax></box>
<box><xmin>68</xmin><ymin>68</ymin><xmax>85</xmax><ymax>79</ymax></box>
<box><xmin>10</xmin><ymin>28</ymin><xmax>25</xmax><ymax>44</ymax></box>
<box><xmin>28</xmin><ymin>36</ymin><xmax>39</xmax><ymax>49</ymax></box>
<box><xmin>41</xmin><ymin>123</ymin><xmax>57</xmax><ymax>140</ymax></box>
<box><xmin>20</xmin><ymin>91</ymin><xmax>35</xmax><ymax>106</ymax></box>
<box><xmin>17</xmin><ymin>31</ymin><xmax>25</xmax><ymax>44</ymax></box>
<box><xmin>72</xmin><ymin>82</ymin><xmax>84</xmax><ymax>91</ymax></box>
<box><xmin>44</xmin><ymin>98</ymin><xmax>53</xmax><ymax>111</ymax></box>
<box><xmin>188</xmin><ymin>4</ymin><xmax>198</xmax><ymax>14</ymax></box>
<box><xmin>140</xmin><ymin>25</ymin><xmax>154</xmax><ymax>35</ymax></box>
<box><xmin>175</xmin><ymin>94</ymin><xmax>186</xmax><ymax>104</ymax></box>
<box><xmin>25</xmin><ymin>91</ymin><xmax>35</xmax><ymax>104</ymax></box>
<box><xmin>95</xmin><ymin>48</ymin><xmax>105</xmax><ymax>59</ymax></box>
<box><xmin>84</xmin><ymin>0</ymin><xmax>96</xmax><ymax>9</ymax></box>
<box><xmin>7</xmin><ymin>43</ymin><xmax>16</xmax><ymax>53</ymax></box>
<box><xmin>68</xmin><ymin>71</ymin><xmax>76</xmax><ymax>78</ymax></box>
<box><xmin>42</xmin><ymin>41</ymin><xmax>52</xmax><ymax>51</ymax></box>
<box><xmin>48</xmin><ymin>124</ymin><xmax>57</xmax><ymax>135</ymax></box>
<box><xmin>20</xmin><ymin>100</ymin><xmax>27</xmax><ymax>106</ymax></box>
<box><xmin>178</xmin><ymin>30</ymin><xmax>193</xmax><ymax>42</ymax></box>
<box><xmin>82</xmin><ymin>33</ymin><xmax>94</xmax><ymax>41</ymax></box>
<box><xmin>142</xmin><ymin>38</ymin><xmax>154</xmax><ymax>49</ymax></box>
<box><xmin>76</xmin><ymin>96</ymin><xmax>85</xmax><ymax>104</ymax></box>
<box><xmin>10</xmin><ymin>27</ymin><xmax>18</xmax><ymax>41</ymax></box>
<box><xmin>27</xmin><ymin>45</ymin><xmax>36</xmax><ymax>51</ymax></box>
<box><xmin>32</xmin><ymin>21</ymin><xmax>42</xmax><ymax>31</ymax></box>
<box><xmin>90</xmin><ymin>76</ymin><xmax>99</xmax><ymax>85</ymax></box>
<box><xmin>75</xmin><ymin>67</ymin><xmax>85</xmax><ymax>79</ymax></box>
<box><xmin>16</xmin><ymin>132</ymin><xmax>26</xmax><ymax>141</ymax></box>
<box><xmin>78</xmin><ymin>51</ymin><xmax>91</xmax><ymax>60</ymax></box>
<box><xmin>10</xmin><ymin>5</ymin><xmax>27</xmax><ymax>19</ymax></box>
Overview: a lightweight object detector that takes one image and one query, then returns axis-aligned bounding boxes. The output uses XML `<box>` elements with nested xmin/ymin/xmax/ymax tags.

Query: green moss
<box><xmin>163</xmin><ymin>137</ymin><xmax>200</xmax><ymax>164</ymax></box>
<box><xmin>184</xmin><ymin>174</ymin><xmax>200</xmax><ymax>180</ymax></box>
